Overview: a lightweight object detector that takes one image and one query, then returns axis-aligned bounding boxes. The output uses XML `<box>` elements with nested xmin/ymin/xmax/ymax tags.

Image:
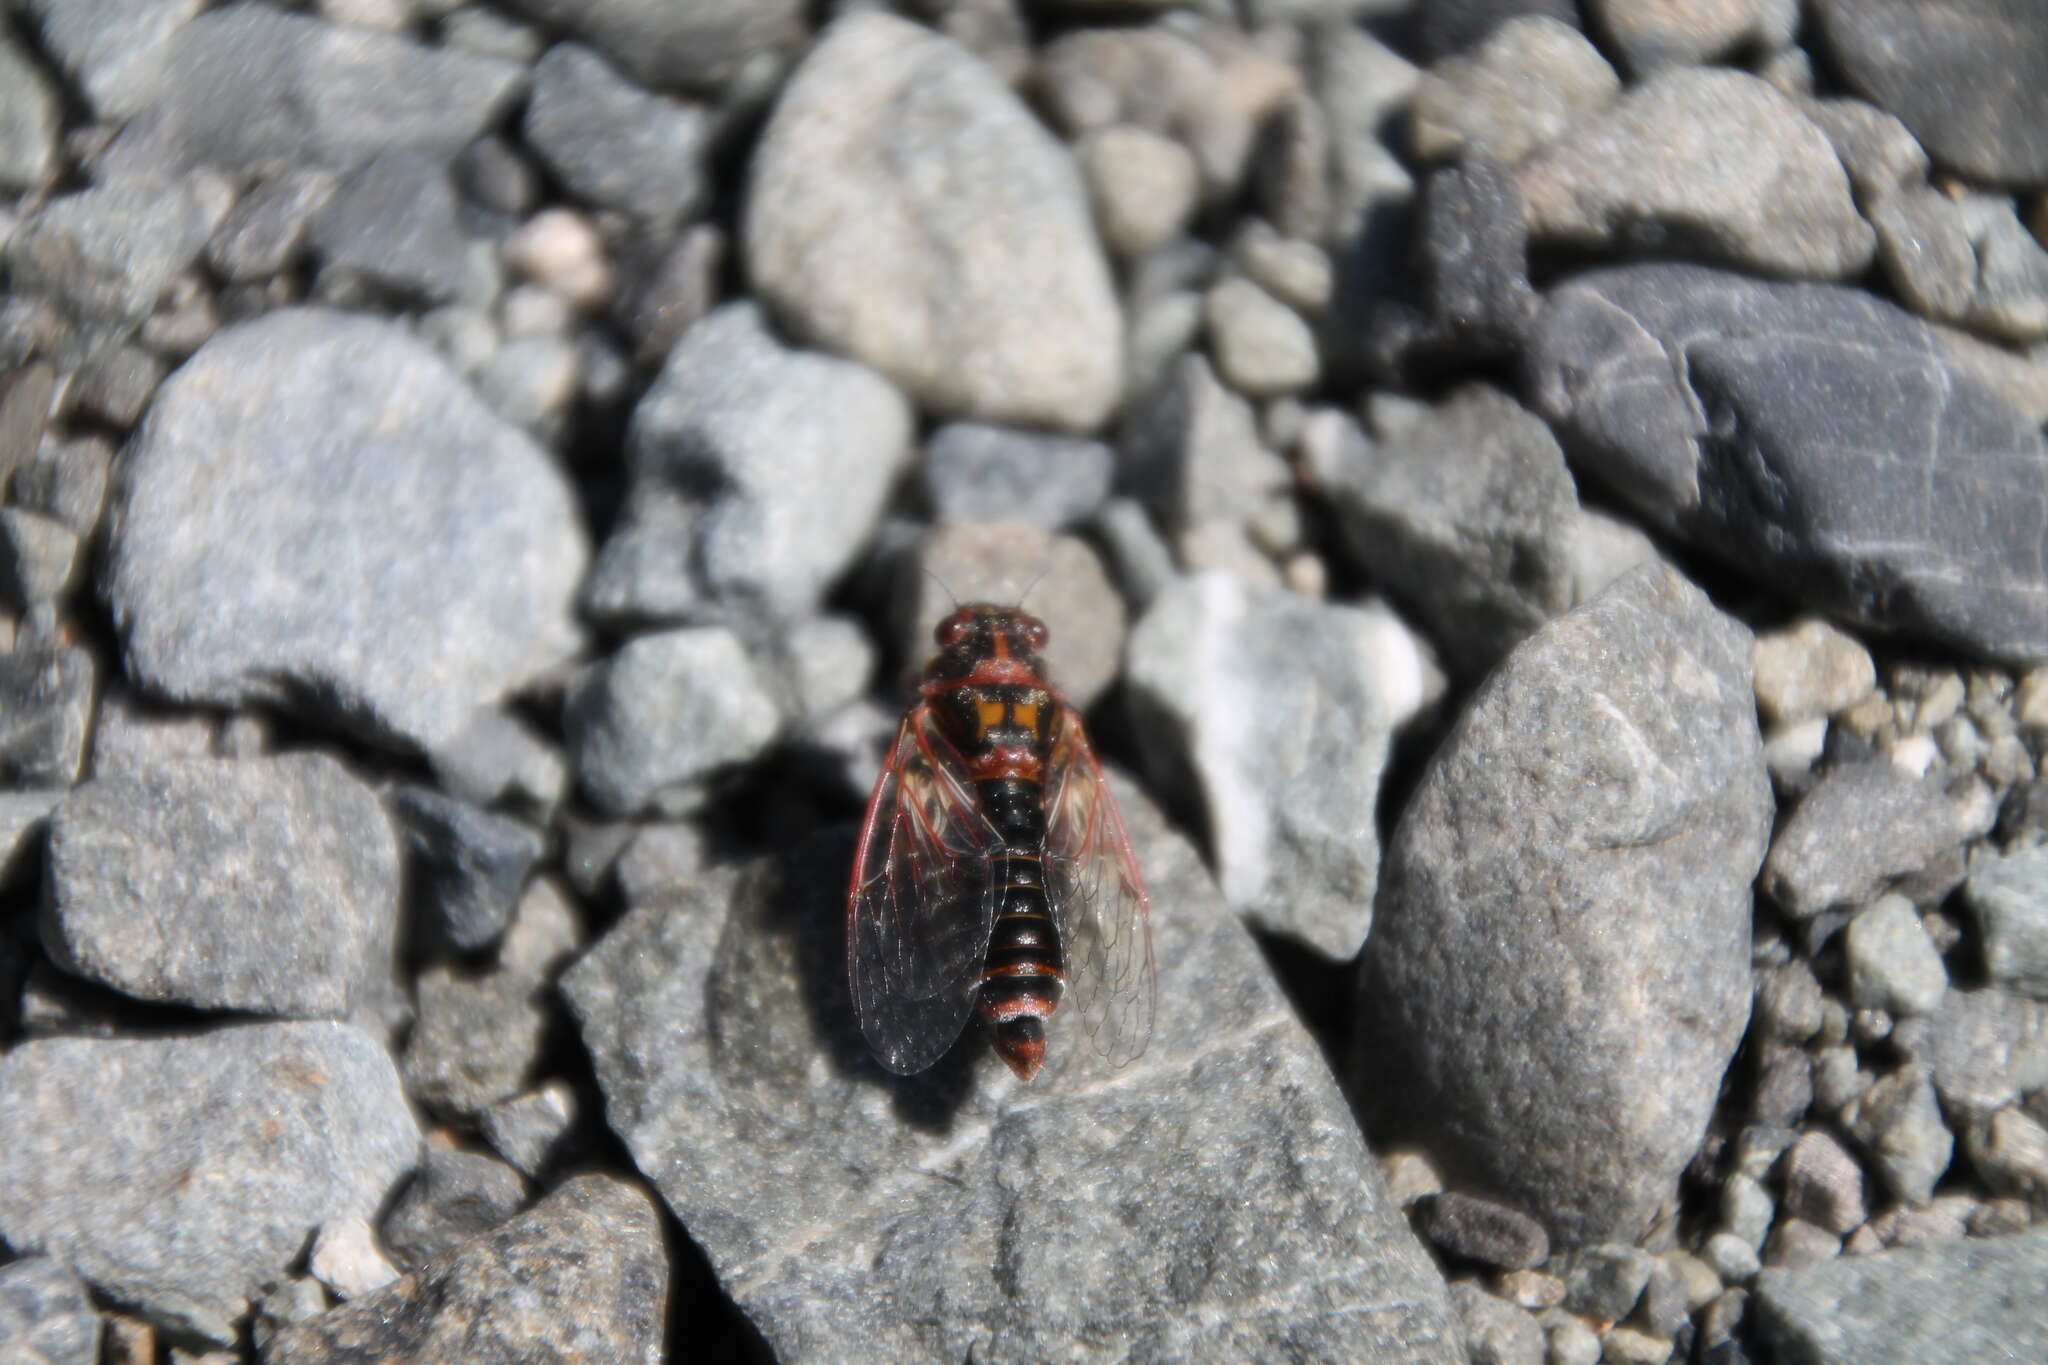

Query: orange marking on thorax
<box><xmin>967</xmin><ymin>746</ymin><xmax>1043</xmax><ymax>781</ymax></box>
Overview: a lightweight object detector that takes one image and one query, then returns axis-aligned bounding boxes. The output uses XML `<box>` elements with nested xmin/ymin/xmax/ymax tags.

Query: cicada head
<box><xmin>927</xmin><ymin>604</ymin><xmax>1050</xmax><ymax>680</ymax></box>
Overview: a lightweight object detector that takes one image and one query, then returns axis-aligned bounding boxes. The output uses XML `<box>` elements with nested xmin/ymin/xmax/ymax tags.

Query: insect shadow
<box><xmin>712</xmin><ymin>824</ymin><xmax>980</xmax><ymax>1134</ymax></box>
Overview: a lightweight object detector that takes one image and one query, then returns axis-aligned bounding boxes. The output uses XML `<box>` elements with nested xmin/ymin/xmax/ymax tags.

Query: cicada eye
<box><xmin>1021</xmin><ymin>617</ymin><xmax>1048</xmax><ymax>651</ymax></box>
<box><xmin>936</xmin><ymin>611</ymin><xmax>974</xmax><ymax>648</ymax></box>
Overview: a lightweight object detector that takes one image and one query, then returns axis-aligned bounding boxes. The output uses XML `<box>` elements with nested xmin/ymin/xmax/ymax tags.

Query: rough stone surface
<box><xmin>1357</xmin><ymin>565</ymin><xmax>1771</xmax><ymax>1247</ymax></box>
<box><xmin>1515</xmin><ymin>68</ymin><xmax>1873</xmax><ymax>279</ymax></box>
<box><xmin>562</xmin><ymin>788</ymin><xmax>1461</xmax><ymax>1364</ymax></box>
<box><xmin>1410</xmin><ymin>16</ymin><xmax>1620</xmax><ymax>169</ymax></box>
<box><xmin>104</xmin><ymin>309</ymin><xmax>585</xmax><ymax>754</ymax></box>
<box><xmin>0</xmin><ymin>1257</ymin><xmax>100</xmax><ymax>1365</ymax></box>
<box><xmin>588</xmin><ymin>303</ymin><xmax>911</xmax><ymax>626</ymax></box>
<box><xmin>1417</xmin><ymin>1192</ymin><xmax>1551</xmax><ymax>1270</ymax></box>
<box><xmin>1564</xmin><ymin>1243</ymin><xmax>1655</xmax><ymax>1322</ymax></box>
<box><xmin>0</xmin><ymin>33</ymin><xmax>60</xmax><ymax>192</ymax></box>
<box><xmin>1077</xmin><ymin>125</ymin><xmax>1200</xmax><ymax>259</ymax></box>
<box><xmin>1529</xmin><ymin>264</ymin><xmax>2048</xmax><ymax>661</ymax></box>
<box><xmin>1926</xmin><ymin>988</ymin><xmax>2048</xmax><ymax>1121</ymax></box>
<box><xmin>390</xmin><ymin>785</ymin><xmax>542</xmax><ymax>954</ymax></box>
<box><xmin>1306</xmin><ymin>384</ymin><xmax>1577</xmax><ymax>679</ymax></box>
<box><xmin>1128</xmin><ymin>573</ymin><xmax>1395</xmax><ymax>958</ymax></box>
<box><xmin>264</xmin><ymin>1175</ymin><xmax>667</xmax><ymax>1365</ymax></box>
<box><xmin>1449</xmin><ymin>1282</ymin><xmax>1543</xmax><ymax>1365</ymax></box>
<box><xmin>479</xmin><ymin>1082</ymin><xmax>578</xmax><ymax>1179</ymax></box>
<box><xmin>1592</xmin><ymin>0</ymin><xmax>1773</xmax><ymax>71</ymax></box>
<box><xmin>1754</xmin><ymin>1226</ymin><xmax>2048</xmax><ymax>1364</ymax></box>
<box><xmin>921</xmin><ymin>423</ymin><xmax>1113</xmax><ymax>531</ymax></box>
<box><xmin>1205</xmin><ymin>277</ymin><xmax>1319</xmax><ymax>397</ymax></box>
<box><xmin>524</xmin><ymin>43</ymin><xmax>708</xmax><ymax>226</ymax></box>
<box><xmin>43</xmin><ymin>754</ymin><xmax>399</xmax><ymax>1017</ymax></box>
<box><xmin>1762</xmin><ymin>764</ymin><xmax>1993</xmax><ymax>919</ymax></box>
<box><xmin>498</xmin><ymin>0</ymin><xmax>804</xmax><ymax>94</ymax></box>
<box><xmin>0</xmin><ymin>645</ymin><xmax>93</xmax><ymax>789</ymax></box>
<box><xmin>1839</xmin><ymin>1064</ymin><xmax>1953</xmax><ymax>1206</ymax></box>
<box><xmin>0</xmin><ymin>1023</ymin><xmax>420</xmax><ymax>1343</ymax></box>
<box><xmin>4</xmin><ymin>180</ymin><xmax>218</xmax><ymax>353</ymax></box>
<box><xmin>564</xmin><ymin>626</ymin><xmax>780</xmax><ymax>817</ymax></box>
<box><xmin>380</xmin><ymin>1148</ymin><xmax>528</xmax><ymax>1271</ymax></box>
<box><xmin>402</xmin><ymin>966</ymin><xmax>553</xmax><ymax>1120</ymax></box>
<box><xmin>1843</xmin><ymin>894</ymin><xmax>1949</xmax><ymax>1017</ymax></box>
<box><xmin>307</xmin><ymin>1217</ymin><xmax>399</xmax><ymax>1302</ymax></box>
<box><xmin>745</xmin><ymin>13</ymin><xmax>1122</xmax><ymax>432</ymax></box>
<box><xmin>1812</xmin><ymin>0</ymin><xmax>2048</xmax><ymax>185</ymax></box>
<box><xmin>308</xmin><ymin>152</ymin><xmax>469</xmax><ymax>304</ymax></box>
<box><xmin>1752</xmin><ymin>618</ymin><xmax>1876</xmax><ymax>725</ymax></box>
<box><xmin>1962</xmin><ymin>847</ymin><xmax>2048</xmax><ymax>998</ymax></box>
<box><xmin>153</xmin><ymin>3</ymin><xmax>525</xmax><ymax>176</ymax></box>
<box><xmin>1780</xmin><ymin>1131</ymin><xmax>1868</xmax><ymax>1236</ymax></box>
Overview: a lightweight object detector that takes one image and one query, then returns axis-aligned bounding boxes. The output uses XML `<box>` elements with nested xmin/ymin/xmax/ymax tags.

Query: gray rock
<box><xmin>780</xmin><ymin>615</ymin><xmax>874</xmax><ymax>724</ymax></box>
<box><xmin>1798</xmin><ymin>96</ymin><xmax>1929</xmax><ymax>205</ymax></box>
<box><xmin>1127</xmin><ymin>573</ymin><xmax>1393</xmax><ymax>958</ymax></box>
<box><xmin>1966</xmin><ymin>1105</ymin><xmax>2048</xmax><ymax>1203</ymax></box>
<box><xmin>1528</xmin><ymin>264</ymin><xmax>2048</xmax><ymax>660</ymax></box>
<box><xmin>590</xmin><ymin>303</ymin><xmax>910</xmax><ymax>626</ymax></box>
<box><xmin>0</xmin><ymin>363</ymin><xmax>55</xmax><ymax>489</ymax></box>
<box><xmin>1205</xmin><ymin>277</ymin><xmax>1318</xmax><ymax>397</ymax></box>
<box><xmin>0</xmin><ymin>787</ymin><xmax>62</xmax><ymax>887</ymax></box>
<box><xmin>104</xmin><ymin>309</ymin><xmax>586</xmax><ymax>754</ymax></box>
<box><xmin>402</xmin><ymin>966</ymin><xmax>551</xmax><ymax>1120</ymax></box>
<box><xmin>611</xmin><ymin>222</ymin><xmax>721</xmax><ymax>368</ymax></box>
<box><xmin>1449</xmin><ymin>1282</ymin><xmax>1543</xmax><ymax>1365</ymax></box>
<box><xmin>1762</xmin><ymin>765</ymin><xmax>1994</xmax><ymax>919</ymax></box>
<box><xmin>1702</xmin><ymin>1232</ymin><xmax>1761</xmax><ymax>1285</ymax></box>
<box><xmin>896</xmin><ymin>523</ymin><xmax>1126</xmax><ymax>712</ymax></box>
<box><xmin>22</xmin><ymin>0</ymin><xmax>199</xmax><ymax>120</ymax></box>
<box><xmin>1780</xmin><ymin>1130</ymin><xmax>1868</xmax><ymax>1235</ymax></box>
<box><xmin>264</xmin><ymin>1174</ymin><xmax>667</xmax><ymax>1365</ymax></box>
<box><xmin>1765</xmin><ymin>1217</ymin><xmax>1843</xmax><ymax>1270</ymax></box>
<box><xmin>81</xmin><ymin>684</ymin><xmax>213</xmax><ymax>778</ymax></box>
<box><xmin>389</xmin><ymin>786</ymin><xmax>542</xmax><ymax>954</ymax></box>
<box><xmin>154</xmin><ymin>3</ymin><xmax>524</xmax><ymax>176</ymax></box>
<box><xmin>524</xmin><ymin>43</ymin><xmax>708</xmax><ymax>226</ymax></box>
<box><xmin>427</xmin><ymin>707</ymin><xmax>566</xmax><ymax>815</ymax></box>
<box><xmin>1515</xmin><ymin>68</ymin><xmax>1872</xmax><ymax>279</ymax></box>
<box><xmin>1357</xmin><ymin>566</ymin><xmax>1771</xmax><ymax>1247</ymax></box>
<box><xmin>1751</xmin><ymin>618</ymin><xmax>1876</xmax><ymax>726</ymax></box>
<box><xmin>308</xmin><ymin>152</ymin><xmax>468</xmax><ymax>304</ymax></box>
<box><xmin>1840</xmin><ymin>1064</ymin><xmax>1953</xmax><ymax>1206</ymax></box>
<box><xmin>0</xmin><ymin>1022</ymin><xmax>419</xmax><ymax>1344</ymax></box>
<box><xmin>1564</xmin><ymin>1243</ymin><xmax>1655</xmax><ymax>1322</ymax></box>
<box><xmin>1306</xmin><ymin>384</ymin><xmax>1577</xmax><ymax>679</ymax></box>
<box><xmin>69</xmin><ymin>344</ymin><xmax>165</xmax><ymax>432</ymax></box>
<box><xmin>561</xmin><ymin>792</ymin><xmax>1461</xmax><ymax>1363</ymax></box>
<box><xmin>0</xmin><ymin>33</ymin><xmax>60</xmax><ymax>192</ymax></box>
<box><xmin>1844</xmin><ymin>894</ymin><xmax>1949</xmax><ymax>1017</ymax></box>
<box><xmin>1754</xmin><ymin>1226</ymin><xmax>2048</xmax><ymax>1364</ymax></box>
<box><xmin>3</xmin><ymin>179</ymin><xmax>218</xmax><ymax>356</ymax></box>
<box><xmin>921</xmin><ymin>422</ymin><xmax>1113</xmax><ymax>531</ymax></box>
<box><xmin>1417</xmin><ymin>1192</ymin><xmax>1551</xmax><ymax>1270</ymax></box>
<box><xmin>564</xmin><ymin>627</ymin><xmax>780</xmax><ymax>817</ymax></box>
<box><xmin>307</xmin><ymin>1217</ymin><xmax>398</xmax><ymax>1303</ymax></box>
<box><xmin>478</xmin><ymin>1081</ymin><xmax>578</xmax><ymax>1179</ymax></box>
<box><xmin>1962</xmin><ymin>847</ymin><xmax>2048</xmax><ymax>998</ymax></box>
<box><xmin>1869</xmin><ymin>186</ymin><xmax>1978</xmax><ymax>325</ymax></box>
<box><xmin>1229</xmin><ymin>222</ymin><xmax>1334</xmax><ymax>317</ymax></box>
<box><xmin>380</xmin><ymin>1148</ymin><xmax>527</xmax><ymax>1270</ymax></box>
<box><xmin>497</xmin><ymin>0</ymin><xmax>804</xmax><ymax>94</ymax></box>
<box><xmin>1122</xmin><ymin>353</ymin><xmax>1293</xmax><ymax>536</ymax></box>
<box><xmin>43</xmin><ymin>754</ymin><xmax>399</xmax><ymax>1017</ymax></box>
<box><xmin>1753</xmin><ymin>1044</ymin><xmax>1815</xmax><ymax>1128</ymax></box>
<box><xmin>0</xmin><ymin>1257</ymin><xmax>100</xmax><ymax>1365</ymax></box>
<box><xmin>1077</xmin><ymin>125</ymin><xmax>1200</xmax><ymax>259</ymax></box>
<box><xmin>1410</xmin><ymin>16</ymin><xmax>1620</xmax><ymax>168</ymax></box>
<box><xmin>0</xmin><ymin>508</ymin><xmax>79</xmax><ymax>608</ymax></box>
<box><xmin>1926</xmin><ymin>987</ymin><xmax>2048</xmax><ymax>1121</ymax></box>
<box><xmin>13</xmin><ymin>434</ymin><xmax>109</xmax><ymax>541</ymax></box>
<box><xmin>746</xmin><ymin>13</ymin><xmax>1122</xmax><ymax>432</ymax></box>
<box><xmin>1414</xmin><ymin>0</ymin><xmax>1582</xmax><ymax>62</ymax></box>
<box><xmin>1591</xmin><ymin>0</ymin><xmax>1774</xmax><ymax>72</ymax></box>
<box><xmin>0</xmin><ymin>644</ymin><xmax>94</xmax><ymax>788</ymax></box>
<box><xmin>1543</xmin><ymin>1311</ymin><xmax>1601</xmax><ymax>1365</ymax></box>
<box><xmin>1812</xmin><ymin>0</ymin><xmax>2048</xmax><ymax>185</ymax></box>
<box><xmin>1755</xmin><ymin>959</ymin><xmax>1826</xmax><ymax>1045</ymax></box>
<box><xmin>1311</xmin><ymin>23</ymin><xmax>1416</xmax><ymax>247</ymax></box>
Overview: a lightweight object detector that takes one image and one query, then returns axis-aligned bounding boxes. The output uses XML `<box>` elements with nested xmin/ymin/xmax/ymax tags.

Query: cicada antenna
<box><xmin>1017</xmin><ymin>565</ymin><xmax>1050</xmax><ymax>610</ymax></box>
<box><xmin>924</xmin><ymin>567</ymin><xmax>960</xmax><ymax>610</ymax></box>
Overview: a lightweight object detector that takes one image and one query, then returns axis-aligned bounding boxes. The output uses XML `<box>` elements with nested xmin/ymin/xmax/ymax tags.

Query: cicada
<box><xmin>846</xmin><ymin>604</ymin><xmax>1156</xmax><ymax>1080</ymax></box>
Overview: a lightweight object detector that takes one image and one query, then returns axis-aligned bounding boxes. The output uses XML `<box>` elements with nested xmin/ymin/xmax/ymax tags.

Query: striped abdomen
<box><xmin>974</xmin><ymin>777</ymin><xmax>1064</xmax><ymax>1080</ymax></box>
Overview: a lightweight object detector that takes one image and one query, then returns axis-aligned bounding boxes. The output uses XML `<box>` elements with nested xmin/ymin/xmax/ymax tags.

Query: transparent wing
<box><xmin>1044</xmin><ymin>702</ymin><xmax>1157</xmax><ymax>1068</ymax></box>
<box><xmin>845</xmin><ymin>703</ymin><xmax>1003</xmax><ymax>1074</ymax></box>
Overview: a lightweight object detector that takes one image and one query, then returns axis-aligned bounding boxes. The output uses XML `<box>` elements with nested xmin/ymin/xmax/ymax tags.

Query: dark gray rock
<box><xmin>1527</xmin><ymin>264</ymin><xmax>2048</xmax><ymax>660</ymax></box>
<box><xmin>1839</xmin><ymin>1064</ymin><xmax>1953</xmax><ymax>1206</ymax></box>
<box><xmin>1564</xmin><ymin>1243</ymin><xmax>1655</xmax><ymax>1322</ymax></box>
<box><xmin>524</xmin><ymin>43</ymin><xmax>708</xmax><ymax>226</ymax></box>
<box><xmin>0</xmin><ymin>1257</ymin><xmax>100</xmax><ymax>1365</ymax></box>
<box><xmin>390</xmin><ymin>786</ymin><xmax>542</xmax><ymax>954</ymax></box>
<box><xmin>1310</xmin><ymin>23</ymin><xmax>1416</xmax><ymax>248</ymax></box>
<box><xmin>1307</xmin><ymin>384</ymin><xmax>1576</xmax><ymax>678</ymax></box>
<box><xmin>43</xmin><ymin>754</ymin><xmax>399</xmax><ymax>1017</ymax></box>
<box><xmin>499</xmin><ymin>0</ymin><xmax>803</xmax><ymax>94</ymax></box>
<box><xmin>1754</xmin><ymin>1226</ymin><xmax>2048</xmax><ymax>1364</ymax></box>
<box><xmin>1412</xmin><ymin>159</ymin><xmax>1541</xmax><ymax>363</ymax></box>
<box><xmin>478</xmin><ymin>1082</ymin><xmax>578</xmax><ymax>1179</ymax></box>
<box><xmin>922</xmin><ymin>423</ymin><xmax>1113</xmax><ymax>531</ymax></box>
<box><xmin>0</xmin><ymin>644</ymin><xmax>94</xmax><ymax>788</ymax></box>
<box><xmin>587</xmin><ymin>303</ymin><xmax>911</xmax><ymax>627</ymax></box>
<box><xmin>0</xmin><ymin>1022</ymin><xmax>419</xmax><ymax>1344</ymax></box>
<box><xmin>104</xmin><ymin>309</ymin><xmax>586</xmax><ymax>754</ymax></box>
<box><xmin>380</xmin><ymin>1148</ymin><xmax>527</xmax><ymax>1270</ymax></box>
<box><xmin>564</xmin><ymin>626</ymin><xmax>781</xmax><ymax>817</ymax></box>
<box><xmin>610</xmin><ymin>222</ymin><xmax>721</xmax><ymax>368</ymax></box>
<box><xmin>1449</xmin><ymin>1283</ymin><xmax>1543</xmax><ymax>1365</ymax></box>
<box><xmin>562</xmin><ymin>789</ymin><xmax>1462</xmax><ymax>1363</ymax></box>
<box><xmin>1926</xmin><ymin>987</ymin><xmax>2048</xmax><ymax>1121</ymax></box>
<box><xmin>264</xmin><ymin>1175</ymin><xmax>667</xmax><ymax>1365</ymax></box>
<box><xmin>1417</xmin><ymin>1192</ymin><xmax>1551</xmax><ymax>1270</ymax></box>
<box><xmin>1127</xmin><ymin>573</ymin><xmax>1394</xmax><ymax>958</ymax></box>
<box><xmin>1812</xmin><ymin>0</ymin><xmax>2048</xmax><ymax>184</ymax></box>
<box><xmin>746</xmin><ymin>13</ymin><xmax>1122</xmax><ymax>432</ymax></box>
<box><xmin>1357</xmin><ymin>566</ymin><xmax>1771</xmax><ymax>1247</ymax></box>
<box><xmin>0</xmin><ymin>787</ymin><xmax>62</xmax><ymax>887</ymax></box>
<box><xmin>154</xmin><ymin>3</ymin><xmax>525</xmax><ymax>176</ymax></box>
<box><xmin>0</xmin><ymin>32</ymin><xmax>60</xmax><ymax>192</ymax></box>
<box><xmin>402</xmin><ymin>966</ymin><xmax>552</xmax><ymax>1120</ymax></box>
<box><xmin>69</xmin><ymin>344</ymin><xmax>166</xmax><ymax>432</ymax></box>
<box><xmin>1409</xmin><ymin>16</ymin><xmax>1619</xmax><ymax>169</ymax></box>
<box><xmin>1962</xmin><ymin>847</ymin><xmax>2048</xmax><ymax>998</ymax></box>
<box><xmin>1762</xmin><ymin>765</ymin><xmax>1995</xmax><ymax>919</ymax></box>
<box><xmin>21</xmin><ymin>0</ymin><xmax>199</xmax><ymax>121</ymax></box>
<box><xmin>1515</xmin><ymin>68</ymin><xmax>1871</xmax><ymax>279</ymax></box>
<box><xmin>308</xmin><ymin>153</ymin><xmax>469</xmax><ymax>305</ymax></box>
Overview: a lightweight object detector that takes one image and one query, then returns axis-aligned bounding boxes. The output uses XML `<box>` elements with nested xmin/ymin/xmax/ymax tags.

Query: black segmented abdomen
<box><xmin>974</xmin><ymin>779</ymin><xmax>1064</xmax><ymax>1064</ymax></box>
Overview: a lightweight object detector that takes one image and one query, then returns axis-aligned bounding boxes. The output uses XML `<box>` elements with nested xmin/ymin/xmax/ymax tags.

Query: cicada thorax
<box><xmin>927</xmin><ymin>671</ymin><xmax>1066</xmax><ymax>1081</ymax></box>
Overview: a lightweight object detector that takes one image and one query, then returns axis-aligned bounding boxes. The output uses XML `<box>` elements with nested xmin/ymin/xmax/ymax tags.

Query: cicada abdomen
<box><xmin>846</xmin><ymin>605</ymin><xmax>1156</xmax><ymax>1081</ymax></box>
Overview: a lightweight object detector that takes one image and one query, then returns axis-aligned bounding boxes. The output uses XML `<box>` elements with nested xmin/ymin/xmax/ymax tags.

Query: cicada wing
<box><xmin>846</xmin><ymin>704</ymin><xmax>1003</xmax><ymax>1074</ymax></box>
<box><xmin>1044</xmin><ymin>702</ymin><xmax>1157</xmax><ymax>1068</ymax></box>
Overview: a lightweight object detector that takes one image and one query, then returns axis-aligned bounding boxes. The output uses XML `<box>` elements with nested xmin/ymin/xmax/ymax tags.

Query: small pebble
<box><xmin>1204</xmin><ymin>276</ymin><xmax>1319</xmax><ymax>397</ymax></box>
